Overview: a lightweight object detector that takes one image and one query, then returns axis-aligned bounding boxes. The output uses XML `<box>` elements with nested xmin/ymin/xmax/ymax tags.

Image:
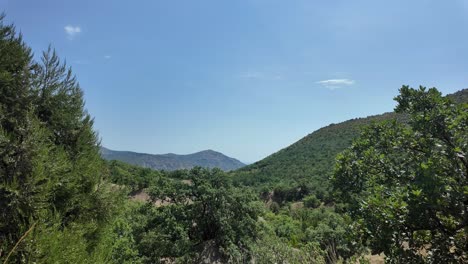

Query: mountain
<box><xmin>100</xmin><ymin>147</ymin><xmax>246</xmax><ymax>171</ymax></box>
<box><xmin>233</xmin><ymin>88</ymin><xmax>468</xmax><ymax>188</ymax></box>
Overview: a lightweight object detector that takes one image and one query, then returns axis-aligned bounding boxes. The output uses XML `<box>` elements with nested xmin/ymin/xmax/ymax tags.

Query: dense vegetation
<box><xmin>232</xmin><ymin>112</ymin><xmax>409</xmax><ymax>203</ymax></box>
<box><xmin>332</xmin><ymin>86</ymin><xmax>467</xmax><ymax>263</ymax></box>
<box><xmin>107</xmin><ymin>159</ymin><xmax>163</xmax><ymax>191</ymax></box>
<box><xmin>106</xmin><ymin>161</ymin><xmax>357</xmax><ymax>263</ymax></box>
<box><xmin>101</xmin><ymin>147</ymin><xmax>245</xmax><ymax>171</ymax></box>
<box><xmin>233</xmin><ymin>90</ymin><xmax>467</xmax><ymax>203</ymax></box>
<box><xmin>1</xmin><ymin>15</ymin><xmax>466</xmax><ymax>263</ymax></box>
<box><xmin>0</xmin><ymin>16</ymin><xmax>121</xmax><ymax>262</ymax></box>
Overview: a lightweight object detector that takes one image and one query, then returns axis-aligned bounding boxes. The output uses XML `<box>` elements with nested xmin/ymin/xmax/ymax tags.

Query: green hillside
<box><xmin>449</xmin><ymin>88</ymin><xmax>468</xmax><ymax>104</ymax></box>
<box><xmin>233</xmin><ymin>89</ymin><xmax>468</xmax><ymax>195</ymax></box>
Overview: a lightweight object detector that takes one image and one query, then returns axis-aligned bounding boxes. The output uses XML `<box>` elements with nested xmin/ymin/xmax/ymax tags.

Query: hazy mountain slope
<box><xmin>449</xmin><ymin>88</ymin><xmax>468</xmax><ymax>104</ymax></box>
<box><xmin>101</xmin><ymin>147</ymin><xmax>245</xmax><ymax>171</ymax></box>
<box><xmin>233</xmin><ymin>88</ymin><xmax>468</xmax><ymax>187</ymax></box>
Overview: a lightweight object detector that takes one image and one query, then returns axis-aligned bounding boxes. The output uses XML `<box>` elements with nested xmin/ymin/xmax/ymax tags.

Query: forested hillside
<box><xmin>449</xmin><ymin>88</ymin><xmax>468</xmax><ymax>104</ymax></box>
<box><xmin>233</xmin><ymin>89</ymin><xmax>467</xmax><ymax>197</ymax></box>
<box><xmin>101</xmin><ymin>147</ymin><xmax>245</xmax><ymax>171</ymax></box>
<box><xmin>235</xmin><ymin>112</ymin><xmax>404</xmax><ymax>184</ymax></box>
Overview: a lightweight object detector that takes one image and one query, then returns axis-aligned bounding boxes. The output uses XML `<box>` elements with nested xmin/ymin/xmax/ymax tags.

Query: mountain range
<box><xmin>102</xmin><ymin>88</ymin><xmax>467</xmax><ymax>184</ymax></box>
<box><xmin>100</xmin><ymin>147</ymin><xmax>245</xmax><ymax>171</ymax></box>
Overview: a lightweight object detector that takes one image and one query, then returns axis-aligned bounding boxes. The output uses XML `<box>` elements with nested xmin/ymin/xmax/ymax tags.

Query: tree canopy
<box><xmin>0</xmin><ymin>15</ymin><xmax>119</xmax><ymax>263</ymax></box>
<box><xmin>332</xmin><ymin>86</ymin><xmax>467</xmax><ymax>263</ymax></box>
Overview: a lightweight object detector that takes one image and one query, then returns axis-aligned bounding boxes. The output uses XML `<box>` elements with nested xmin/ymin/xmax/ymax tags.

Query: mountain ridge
<box><xmin>101</xmin><ymin>147</ymin><xmax>246</xmax><ymax>171</ymax></box>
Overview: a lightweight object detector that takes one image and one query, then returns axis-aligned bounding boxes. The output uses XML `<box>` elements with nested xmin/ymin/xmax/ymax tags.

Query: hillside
<box><xmin>101</xmin><ymin>147</ymin><xmax>245</xmax><ymax>171</ymax></box>
<box><xmin>233</xmin><ymin>88</ymin><xmax>468</xmax><ymax>189</ymax></box>
<box><xmin>449</xmin><ymin>88</ymin><xmax>468</xmax><ymax>104</ymax></box>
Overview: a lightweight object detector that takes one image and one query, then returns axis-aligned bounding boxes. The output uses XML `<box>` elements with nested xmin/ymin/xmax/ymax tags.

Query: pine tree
<box><xmin>0</xmin><ymin>15</ymin><xmax>120</xmax><ymax>262</ymax></box>
<box><xmin>0</xmin><ymin>14</ymin><xmax>42</xmax><ymax>260</ymax></box>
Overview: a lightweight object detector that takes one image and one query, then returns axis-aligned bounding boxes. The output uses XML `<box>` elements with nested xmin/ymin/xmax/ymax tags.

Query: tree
<box><xmin>145</xmin><ymin>167</ymin><xmax>262</xmax><ymax>262</ymax></box>
<box><xmin>303</xmin><ymin>194</ymin><xmax>321</xmax><ymax>209</ymax></box>
<box><xmin>0</xmin><ymin>15</ymin><xmax>119</xmax><ymax>262</ymax></box>
<box><xmin>332</xmin><ymin>86</ymin><xmax>467</xmax><ymax>263</ymax></box>
<box><xmin>0</xmin><ymin>15</ymin><xmax>46</xmax><ymax>260</ymax></box>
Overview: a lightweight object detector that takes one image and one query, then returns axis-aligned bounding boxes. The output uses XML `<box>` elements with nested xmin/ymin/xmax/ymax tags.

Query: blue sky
<box><xmin>2</xmin><ymin>0</ymin><xmax>468</xmax><ymax>163</ymax></box>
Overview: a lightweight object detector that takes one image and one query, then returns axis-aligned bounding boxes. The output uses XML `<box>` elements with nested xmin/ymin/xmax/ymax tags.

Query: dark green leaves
<box><xmin>333</xmin><ymin>86</ymin><xmax>467</xmax><ymax>263</ymax></box>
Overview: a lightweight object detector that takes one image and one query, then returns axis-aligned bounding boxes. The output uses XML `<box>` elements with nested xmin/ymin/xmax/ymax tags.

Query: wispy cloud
<box><xmin>64</xmin><ymin>25</ymin><xmax>81</xmax><ymax>39</ymax></box>
<box><xmin>316</xmin><ymin>79</ymin><xmax>355</xmax><ymax>90</ymax></box>
<box><xmin>104</xmin><ymin>55</ymin><xmax>112</xmax><ymax>59</ymax></box>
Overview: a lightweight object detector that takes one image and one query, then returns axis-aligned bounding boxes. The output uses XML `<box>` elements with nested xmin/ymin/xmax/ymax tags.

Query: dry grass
<box><xmin>129</xmin><ymin>189</ymin><xmax>171</xmax><ymax>207</ymax></box>
<box><xmin>364</xmin><ymin>254</ymin><xmax>385</xmax><ymax>264</ymax></box>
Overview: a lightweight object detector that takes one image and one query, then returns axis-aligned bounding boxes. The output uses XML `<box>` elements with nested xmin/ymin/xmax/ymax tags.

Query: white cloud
<box><xmin>104</xmin><ymin>55</ymin><xmax>112</xmax><ymax>59</ymax></box>
<box><xmin>64</xmin><ymin>25</ymin><xmax>81</xmax><ymax>39</ymax></box>
<box><xmin>316</xmin><ymin>79</ymin><xmax>355</xmax><ymax>90</ymax></box>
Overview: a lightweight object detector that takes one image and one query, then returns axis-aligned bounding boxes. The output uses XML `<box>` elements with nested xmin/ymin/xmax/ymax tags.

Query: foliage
<box><xmin>263</xmin><ymin>205</ymin><xmax>361</xmax><ymax>262</ymax></box>
<box><xmin>107</xmin><ymin>159</ymin><xmax>163</xmax><ymax>191</ymax></box>
<box><xmin>121</xmin><ymin>167</ymin><xmax>263</xmax><ymax>263</ymax></box>
<box><xmin>448</xmin><ymin>88</ymin><xmax>468</xmax><ymax>105</ymax></box>
<box><xmin>332</xmin><ymin>86</ymin><xmax>468</xmax><ymax>263</ymax></box>
<box><xmin>2</xmin><ymin>13</ymin><xmax>468</xmax><ymax>264</ymax></box>
<box><xmin>303</xmin><ymin>194</ymin><xmax>321</xmax><ymax>208</ymax></box>
<box><xmin>234</xmin><ymin>113</ymin><xmax>407</xmax><ymax>185</ymax></box>
<box><xmin>231</xmin><ymin>105</ymin><xmax>411</xmax><ymax>209</ymax></box>
<box><xmin>250</xmin><ymin>231</ymin><xmax>325</xmax><ymax>264</ymax></box>
<box><xmin>0</xmin><ymin>15</ymin><xmax>120</xmax><ymax>262</ymax></box>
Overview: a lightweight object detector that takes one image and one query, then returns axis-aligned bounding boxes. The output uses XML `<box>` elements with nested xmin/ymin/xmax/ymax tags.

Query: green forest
<box><xmin>1</xmin><ymin>16</ymin><xmax>467</xmax><ymax>264</ymax></box>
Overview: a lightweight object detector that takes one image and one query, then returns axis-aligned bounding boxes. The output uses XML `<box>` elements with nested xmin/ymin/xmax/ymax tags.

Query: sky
<box><xmin>1</xmin><ymin>0</ymin><xmax>468</xmax><ymax>163</ymax></box>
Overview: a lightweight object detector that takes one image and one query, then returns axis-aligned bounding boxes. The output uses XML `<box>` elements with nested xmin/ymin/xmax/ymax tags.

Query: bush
<box><xmin>303</xmin><ymin>195</ymin><xmax>321</xmax><ymax>208</ymax></box>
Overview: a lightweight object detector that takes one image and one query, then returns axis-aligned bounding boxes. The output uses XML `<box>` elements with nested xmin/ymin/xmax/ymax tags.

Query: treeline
<box><xmin>107</xmin><ymin>160</ymin><xmax>163</xmax><ymax>191</ymax></box>
<box><xmin>232</xmin><ymin>108</ymin><xmax>409</xmax><ymax>206</ymax></box>
<box><xmin>106</xmin><ymin>163</ymin><xmax>350</xmax><ymax>263</ymax></box>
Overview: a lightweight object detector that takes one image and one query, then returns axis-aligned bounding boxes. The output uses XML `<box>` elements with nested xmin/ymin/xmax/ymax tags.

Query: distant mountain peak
<box><xmin>194</xmin><ymin>149</ymin><xmax>217</xmax><ymax>154</ymax></box>
<box><xmin>100</xmin><ymin>147</ymin><xmax>245</xmax><ymax>171</ymax></box>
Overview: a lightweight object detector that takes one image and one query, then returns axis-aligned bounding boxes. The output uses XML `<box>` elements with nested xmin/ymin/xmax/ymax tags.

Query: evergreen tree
<box><xmin>0</xmin><ymin>15</ymin><xmax>119</xmax><ymax>263</ymax></box>
<box><xmin>0</xmin><ymin>14</ymin><xmax>41</xmax><ymax>260</ymax></box>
